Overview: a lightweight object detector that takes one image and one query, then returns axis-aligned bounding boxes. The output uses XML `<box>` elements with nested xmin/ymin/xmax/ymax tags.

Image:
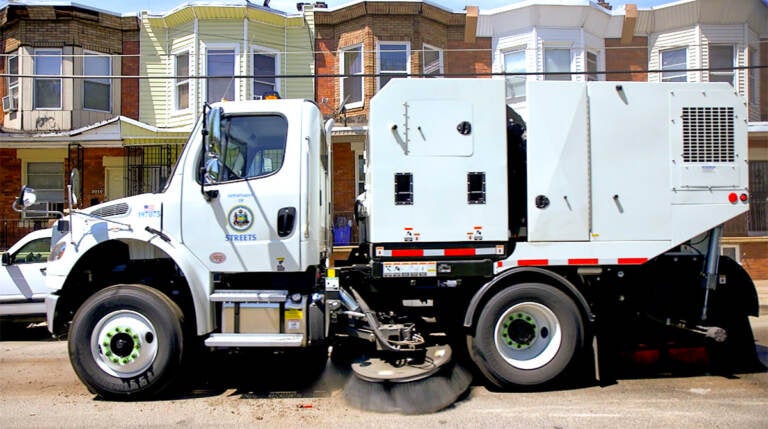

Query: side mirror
<box><xmin>1</xmin><ymin>252</ymin><xmax>10</xmax><ymax>266</ymax></box>
<box><xmin>14</xmin><ymin>186</ymin><xmax>37</xmax><ymax>210</ymax></box>
<box><xmin>69</xmin><ymin>168</ymin><xmax>81</xmax><ymax>207</ymax></box>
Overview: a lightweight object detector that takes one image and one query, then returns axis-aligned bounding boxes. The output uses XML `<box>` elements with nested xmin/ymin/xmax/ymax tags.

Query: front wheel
<box><xmin>468</xmin><ymin>283</ymin><xmax>584</xmax><ymax>388</ymax></box>
<box><xmin>68</xmin><ymin>284</ymin><xmax>185</xmax><ymax>400</ymax></box>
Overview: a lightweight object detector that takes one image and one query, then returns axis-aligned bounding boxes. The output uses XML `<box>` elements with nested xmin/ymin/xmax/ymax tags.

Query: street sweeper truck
<box><xmin>24</xmin><ymin>78</ymin><xmax>759</xmax><ymax>413</ymax></box>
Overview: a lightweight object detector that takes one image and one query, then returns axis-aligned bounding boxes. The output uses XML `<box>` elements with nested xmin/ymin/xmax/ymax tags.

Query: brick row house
<box><xmin>312</xmin><ymin>1</ymin><xmax>490</xmax><ymax>243</ymax></box>
<box><xmin>0</xmin><ymin>0</ymin><xmax>765</xmax><ymax>279</ymax></box>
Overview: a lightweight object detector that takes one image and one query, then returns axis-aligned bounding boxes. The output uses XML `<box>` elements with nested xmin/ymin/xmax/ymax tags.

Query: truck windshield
<box><xmin>207</xmin><ymin>114</ymin><xmax>289</xmax><ymax>182</ymax></box>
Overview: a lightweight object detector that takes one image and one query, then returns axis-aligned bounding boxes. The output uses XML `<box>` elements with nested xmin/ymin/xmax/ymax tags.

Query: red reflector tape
<box><xmin>568</xmin><ymin>258</ymin><xmax>599</xmax><ymax>265</ymax></box>
<box><xmin>618</xmin><ymin>258</ymin><xmax>647</xmax><ymax>265</ymax></box>
<box><xmin>518</xmin><ymin>259</ymin><xmax>549</xmax><ymax>266</ymax></box>
<box><xmin>391</xmin><ymin>249</ymin><xmax>424</xmax><ymax>257</ymax></box>
<box><xmin>444</xmin><ymin>248</ymin><xmax>477</xmax><ymax>256</ymax></box>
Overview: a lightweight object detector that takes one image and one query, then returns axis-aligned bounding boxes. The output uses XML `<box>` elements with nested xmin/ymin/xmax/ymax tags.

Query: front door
<box><xmin>180</xmin><ymin>113</ymin><xmax>302</xmax><ymax>273</ymax></box>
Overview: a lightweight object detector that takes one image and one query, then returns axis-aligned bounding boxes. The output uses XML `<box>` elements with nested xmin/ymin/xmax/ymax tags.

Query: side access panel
<box><xmin>526</xmin><ymin>81</ymin><xmax>590</xmax><ymax>242</ymax></box>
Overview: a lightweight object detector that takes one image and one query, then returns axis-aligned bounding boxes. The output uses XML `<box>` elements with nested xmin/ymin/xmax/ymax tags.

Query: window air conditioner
<box><xmin>2</xmin><ymin>95</ymin><xmax>17</xmax><ymax>112</ymax></box>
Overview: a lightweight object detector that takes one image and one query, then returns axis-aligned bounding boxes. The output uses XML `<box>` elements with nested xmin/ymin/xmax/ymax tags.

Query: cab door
<box><xmin>180</xmin><ymin>111</ymin><xmax>302</xmax><ymax>273</ymax></box>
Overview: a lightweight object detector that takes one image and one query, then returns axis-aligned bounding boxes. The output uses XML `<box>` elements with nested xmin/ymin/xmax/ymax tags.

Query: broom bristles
<box><xmin>343</xmin><ymin>364</ymin><xmax>472</xmax><ymax>414</ymax></box>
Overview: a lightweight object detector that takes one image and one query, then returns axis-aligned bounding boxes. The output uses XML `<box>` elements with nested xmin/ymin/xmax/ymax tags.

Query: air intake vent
<box><xmin>682</xmin><ymin>106</ymin><xmax>735</xmax><ymax>163</ymax></box>
<box><xmin>91</xmin><ymin>202</ymin><xmax>129</xmax><ymax>217</ymax></box>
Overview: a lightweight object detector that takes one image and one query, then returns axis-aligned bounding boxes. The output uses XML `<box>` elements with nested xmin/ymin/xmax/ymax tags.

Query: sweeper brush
<box><xmin>343</xmin><ymin>345</ymin><xmax>472</xmax><ymax>414</ymax></box>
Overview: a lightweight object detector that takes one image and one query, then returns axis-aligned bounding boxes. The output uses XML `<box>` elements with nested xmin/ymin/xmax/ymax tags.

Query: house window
<box><xmin>175</xmin><ymin>52</ymin><xmax>190</xmax><ymax>110</ymax></box>
<box><xmin>504</xmin><ymin>49</ymin><xmax>526</xmax><ymax>102</ymax></box>
<box><xmin>357</xmin><ymin>153</ymin><xmax>365</xmax><ymax>195</ymax></box>
<box><xmin>750</xmin><ymin>48</ymin><xmax>759</xmax><ymax>105</ymax></box>
<box><xmin>83</xmin><ymin>52</ymin><xmax>111</xmax><ymax>112</ymax></box>
<box><xmin>378</xmin><ymin>42</ymin><xmax>409</xmax><ymax>89</ymax></box>
<box><xmin>6</xmin><ymin>53</ymin><xmax>19</xmax><ymax>107</ymax></box>
<box><xmin>423</xmin><ymin>44</ymin><xmax>442</xmax><ymax>77</ymax></box>
<box><xmin>27</xmin><ymin>162</ymin><xmax>64</xmax><ymax>212</ymax></box>
<box><xmin>661</xmin><ymin>48</ymin><xmax>687</xmax><ymax>82</ymax></box>
<box><xmin>544</xmin><ymin>48</ymin><xmax>571</xmax><ymax>81</ymax></box>
<box><xmin>252</xmin><ymin>51</ymin><xmax>277</xmax><ymax>98</ymax></box>
<box><xmin>587</xmin><ymin>51</ymin><xmax>599</xmax><ymax>81</ymax></box>
<box><xmin>34</xmin><ymin>49</ymin><xmax>62</xmax><ymax>109</ymax></box>
<box><xmin>709</xmin><ymin>45</ymin><xmax>734</xmax><ymax>86</ymax></box>
<box><xmin>340</xmin><ymin>45</ymin><xmax>363</xmax><ymax>107</ymax></box>
<box><xmin>207</xmin><ymin>49</ymin><xmax>235</xmax><ymax>103</ymax></box>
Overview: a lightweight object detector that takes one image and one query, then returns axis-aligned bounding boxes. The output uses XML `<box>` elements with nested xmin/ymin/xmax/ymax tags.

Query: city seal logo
<box><xmin>227</xmin><ymin>205</ymin><xmax>254</xmax><ymax>232</ymax></box>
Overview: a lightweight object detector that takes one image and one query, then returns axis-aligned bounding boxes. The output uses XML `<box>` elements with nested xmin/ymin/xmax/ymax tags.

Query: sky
<box><xmin>9</xmin><ymin>0</ymin><xmax>677</xmax><ymax>15</ymax></box>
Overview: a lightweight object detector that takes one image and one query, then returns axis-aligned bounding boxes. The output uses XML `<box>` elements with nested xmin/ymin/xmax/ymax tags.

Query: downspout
<box><xmin>193</xmin><ymin>13</ymin><xmax>199</xmax><ymax>120</ymax></box>
<box><xmin>244</xmin><ymin>16</ymin><xmax>248</xmax><ymax>100</ymax></box>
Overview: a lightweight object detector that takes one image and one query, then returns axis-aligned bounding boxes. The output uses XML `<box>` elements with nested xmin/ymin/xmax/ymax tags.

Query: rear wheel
<box><xmin>68</xmin><ymin>284</ymin><xmax>185</xmax><ymax>399</ymax></box>
<box><xmin>469</xmin><ymin>283</ymin><xmax>584</xmax><ymax>387</ymax></box>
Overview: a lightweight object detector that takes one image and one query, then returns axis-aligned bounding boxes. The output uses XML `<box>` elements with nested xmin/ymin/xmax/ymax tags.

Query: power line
<box><xmin>0</xmin><ymin>64</ymin><xmax>764</xmax><ymax>80</ymax></box>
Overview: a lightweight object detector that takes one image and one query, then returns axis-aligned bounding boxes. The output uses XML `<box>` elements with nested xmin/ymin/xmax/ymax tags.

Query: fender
<box><xmin>48</xmin><ymin>222</ymin><xmax>215</xmax><ymax>336</ymax></box>
<box><xmin>463</xmin><ymin>266</ymin><xmax>594</xmax><ymax>329</ymax></box>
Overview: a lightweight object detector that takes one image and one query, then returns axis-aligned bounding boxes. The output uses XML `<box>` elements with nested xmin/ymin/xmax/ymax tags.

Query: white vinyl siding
<box><xmin>649</xmin><ymin>27</ymin><xmax>698</xmax><ymax>83</ymax></box>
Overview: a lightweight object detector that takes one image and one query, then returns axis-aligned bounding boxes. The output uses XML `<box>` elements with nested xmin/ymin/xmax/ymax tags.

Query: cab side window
<box><xmin>13</xmin><ymin>238</ymin><xmax>51</xmax><ymax>264</ymax></box>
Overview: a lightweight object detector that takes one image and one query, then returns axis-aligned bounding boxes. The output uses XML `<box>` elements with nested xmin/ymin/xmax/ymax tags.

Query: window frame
<box><xmin>6</xmin><ymin>52</ymin><xmax>19</xmax><ymax>106</ymax></box>
<box><xmin>708</xmin><ymin>44</ymin><xmax>735</xmax><ymax>86</ymax></box>
<box><xmin>422</xmin><ymin>44</ymin><xmax>443</xmax><ymax>78</ymax></box>
<box><xmin>33</xmin><ymin>48</ymin><xmax>63</xmax><ymax>110</ymax></box>
<box><xmin>543</xmin><ymin>47</ymin><xmax>572</xmax><ymax>81</ymax></box>
<box><xmin>173</xmin><ymin>50</ymin><xmax>191</xmax><ymax>112</ymax></box>
<box><xmin>503</xmin><ymin>48</ymin><xmax>527</xmax><ymax>103</ymax></box>
<box><xmin>661</xmin><ymin>47</ymin><xmax>688</xmax><ymax>82</ymax></box>
<box><xmin>749</xmin><ymin>47</ymin><xmax>759</xmax><ymax>106</ymax></box>
<box><xmin>83</xmin><ymin>50</ymin><xmax>112</xmax><ymax>112</ymax></box>
<box><xmin>250</xmin><ymin>45</ymin><xmax>279</xmax><ymax>99</ymax></box>
<box><xmin>377</xmin><ymin>41</ymin><xmax>410</xmax><ymax>90</ymax></box>
<box><xmin>586</xmin><ymin>50</ymin><xmax>600</xmax><ymax>81</ymax></box>
<box><xmin>204</xmin><ymin>44</ymin><xmax>239</xmax><ymax>104</ymax></box>
<box><xmin>340</xmin><ymin>44</ymin><xmax>364</xmax><ymax>109</ymax></box>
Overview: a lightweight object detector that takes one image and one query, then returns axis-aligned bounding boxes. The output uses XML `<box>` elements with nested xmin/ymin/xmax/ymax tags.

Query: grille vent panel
<box><xmin>682</xmin><ymin>106</ymin><xmax>735</xmax><ymax>163</ymax></box>
<box><xmin>91</xmin><ymin>202</ymin><xmax>129</xmax><ymax>217</ymax></box>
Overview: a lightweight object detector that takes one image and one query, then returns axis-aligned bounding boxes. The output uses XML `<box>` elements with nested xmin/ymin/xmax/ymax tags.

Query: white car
<box><xmin>0</xmin><ymin>228</ymin><xmax>52</xmax><ymax>322</ymax></box>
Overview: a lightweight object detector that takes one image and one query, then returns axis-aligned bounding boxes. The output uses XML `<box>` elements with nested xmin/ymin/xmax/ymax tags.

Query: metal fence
<box><xmin>0</xmin><ymin>219</ymin><xmax>47</xmax><ymax>251</ymax></box>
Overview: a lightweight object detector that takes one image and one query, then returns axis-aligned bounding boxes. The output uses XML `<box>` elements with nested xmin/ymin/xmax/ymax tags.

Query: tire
<box><xmin>468</xmin><ymin>283</ymin><xmax>584</xmax><ymax>388</ymax></box>
<box><xmin>68</xmin><ymin>284</ymin><xmax>185</xmax><ymax>400</ymax></box>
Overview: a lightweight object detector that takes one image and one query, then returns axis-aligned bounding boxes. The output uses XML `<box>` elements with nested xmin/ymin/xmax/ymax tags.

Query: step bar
<box><xmin>204</xmin><ymin>333</ymin><xmax>304</xmax><ymax>348</ymax></box>
<box><xmin>210</xmin><ymin>290</ymin><xmax>288</xmax><ymax>303</ymax></box>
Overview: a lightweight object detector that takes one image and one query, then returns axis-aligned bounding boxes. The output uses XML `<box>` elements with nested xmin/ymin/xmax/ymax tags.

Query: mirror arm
<box><xmin>199</xmin><ymin>103</ymin><xmax>218</xmax><ymax>201</ymax></box>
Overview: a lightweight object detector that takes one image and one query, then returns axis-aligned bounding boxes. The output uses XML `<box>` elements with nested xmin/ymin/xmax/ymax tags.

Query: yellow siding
<box><xmin>140</xmin><ymin>17</ymin><xmax>169</xmax><ymax>127</ymax></box>
<box><xmin>140</xmin><ymin>6</ymin><xmax>314</xmax><ymax>129</ymax></box>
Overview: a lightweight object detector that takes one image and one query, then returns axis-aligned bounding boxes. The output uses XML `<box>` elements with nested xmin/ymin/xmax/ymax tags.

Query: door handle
<box><xmin>277</xmin><ymin>207</ymin><xmax>296</xmax><ymax>237</ymax></box>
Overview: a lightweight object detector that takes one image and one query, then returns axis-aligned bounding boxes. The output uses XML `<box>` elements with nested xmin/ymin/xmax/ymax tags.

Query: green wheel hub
<box><xmin>502</xmin><ymin>312</ymin><xmax>538</xmax><ymax>349</ymax></box>
<box><xmin>494</xmin><ymin>301</ymin><xmax>562</xmax><ymax>370</ymax></box>
<box><xmin>102</xmin><ymin>326</ymin><xmax>142</xmax><ymax>365</ymax></box>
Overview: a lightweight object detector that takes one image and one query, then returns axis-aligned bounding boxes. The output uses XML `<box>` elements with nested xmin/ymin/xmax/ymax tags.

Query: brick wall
<box><xmin>121</xmin><ymin>40</ymin><xmax>140</xmax><ymax>120</ymax></box>
<box><xmin>605</xmin><ymin>36</ymin><xmax>648</xmax><ymax>82</ymax></box>
<box><xmin>0</xmin><ymin>149</ymin><xmax>22</xmax><ymax>220</ymax></box>
<box><xmin>741</xmin><ymin>242</ymin><xmax>768</xmax><ymax>280</ymax></box>
<box><xmin>332</xmin><ymin>142</ymin><xmax>355</xmax><ymax>214</ymax></box>
<box><xmin>81</xmin><ymin>148</ymin><xmax>124</xmax><ymax>206</ymax></box>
